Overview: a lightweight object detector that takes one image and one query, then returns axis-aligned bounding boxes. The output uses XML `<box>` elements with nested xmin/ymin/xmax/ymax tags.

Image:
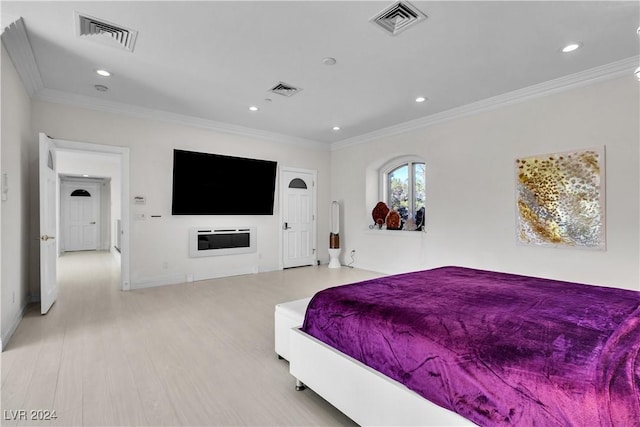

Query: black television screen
<box><xmin>172</xmin><ymin>149</ymin><xmax>277</xmax><ymax>215</ymax></box>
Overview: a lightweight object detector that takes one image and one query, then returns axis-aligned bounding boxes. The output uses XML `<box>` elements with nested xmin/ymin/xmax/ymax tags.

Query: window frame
<box><xmin>379</xmin><ymin>156</ymin><xmax>425</xmax><ymax>224</ymax></box>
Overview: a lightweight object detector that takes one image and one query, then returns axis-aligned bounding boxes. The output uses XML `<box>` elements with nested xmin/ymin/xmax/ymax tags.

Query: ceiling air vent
<box><xmin>370</xmin><ymin>1</ymin><xmax>427</xmax><ymax>36</ymax></box>
<box><xmin>269</xmin><ymin>82</ymin><xmax>302</xmax><ymax>97</ymax></box>
<box><xmin>75</xmin><ymin>12</ymin><xmax>138</xmax><ymax>52</ymax></box>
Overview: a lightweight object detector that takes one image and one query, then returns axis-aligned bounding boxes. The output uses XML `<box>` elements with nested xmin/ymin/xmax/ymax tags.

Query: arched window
<box><xmin>70</xmin><ymin>189</ymin><xmax>91</xmax><ymax>197</ymax></box>
<box><xmin>381</xmin><ymin>157</ymin><xmax>425</xmax><ymax>226</ymax></box>
<box><xmin>288</xmin><ymin>178</ymin><xmax>307</xmax><ymax>189</ymax></box>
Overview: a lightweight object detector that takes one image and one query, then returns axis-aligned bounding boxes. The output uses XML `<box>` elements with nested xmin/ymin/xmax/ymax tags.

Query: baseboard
<box><xmin>130</xmin><ymin>273</ymin><xmax>187</xmax><ymax>290</ymax></box>
<box><xmin>192</xmin><ymin>265</ymin><xmax>259</xmax><ymax>282</ymax></box>
<box><xmin>130</xmin><ymin>264</ymin><xmax>281</xmax><ymax>290</ymax></box>
<box><xmin>1</xmin><ymin>303</ymin><xmax>28</xmax><ymax>351</ymax></box>
<box><xmin>257</xmin><ymin>263</ymin><xmax>281</xmax><ymax>274</ymax></box>
<box><xmin>347</xmin><ymin>262</ymin><xmax>388</xmax><ymax>275</ymax></box>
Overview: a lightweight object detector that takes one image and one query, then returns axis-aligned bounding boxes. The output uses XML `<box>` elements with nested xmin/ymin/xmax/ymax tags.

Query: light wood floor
<box><xmin>1</xmin><ymin>251</ymin><xmax>383</xmax><ymax>426</ymax></box>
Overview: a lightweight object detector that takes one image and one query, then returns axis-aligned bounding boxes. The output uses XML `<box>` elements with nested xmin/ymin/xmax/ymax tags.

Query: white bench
<box><xmin>274</xmin><ymin>297</ymin><xmax>311</xmax><ymax>361</ymax></box>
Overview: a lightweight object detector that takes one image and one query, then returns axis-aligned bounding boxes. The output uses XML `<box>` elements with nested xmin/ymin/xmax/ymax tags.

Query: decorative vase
<box><xmin>372</xmin><ymin>202</ymin><xmax>389</xmax><ymax>228</ymax></box>
<box><xmin>329</xmin><ymin>201</ymin><xmax>341</xmax><ymax>268</ymax></box>
<box><xmin>385</xmin><ymin>210</ymin><xmax>401</xmax><ymax>230</ymax></box>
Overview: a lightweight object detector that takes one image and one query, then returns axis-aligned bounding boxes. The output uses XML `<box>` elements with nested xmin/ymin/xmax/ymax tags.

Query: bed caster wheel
<box><xmin>295</xmin><ymin>379</ymin><xmax>306</xmax><ymax>391</ymax></box>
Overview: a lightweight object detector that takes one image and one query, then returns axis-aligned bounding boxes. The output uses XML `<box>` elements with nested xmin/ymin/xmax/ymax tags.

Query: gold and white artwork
<box><xmin>515</xmin><ymin>147</ymin><xmax>605</xmax><ymax>250</ymax></box>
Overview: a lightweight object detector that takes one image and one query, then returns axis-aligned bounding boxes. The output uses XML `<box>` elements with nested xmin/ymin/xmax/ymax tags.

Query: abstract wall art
<box><xmin>515</xmin><ymin>147</ymin><xmax>605</xmax><ymax>250</ymax></box>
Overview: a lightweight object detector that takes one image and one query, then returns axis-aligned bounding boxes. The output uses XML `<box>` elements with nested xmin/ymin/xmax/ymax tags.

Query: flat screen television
<box><xmin>172</xmin><ymin>149</ymin><xmax>277</xmax><ymax>215</ymax></box>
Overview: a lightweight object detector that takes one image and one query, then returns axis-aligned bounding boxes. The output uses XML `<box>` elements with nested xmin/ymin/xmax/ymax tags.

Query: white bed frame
<box><xmin>288</xmin><ymin>327</ymin><xmax>474</xmax><ymax>426</ymax></box>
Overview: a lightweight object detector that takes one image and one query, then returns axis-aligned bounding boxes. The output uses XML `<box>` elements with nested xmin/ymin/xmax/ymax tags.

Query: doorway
<box><xmin>39</xmin><ymin>134</ymin><xmax>131</xmax><ymax>311</ymax></box>
<box><xmin>59</xmin><ymin>177</ymin><xmax>109</xmax><ymax>252</ymax></box>
<box><xmin>280</xmin><ymin>167</ymin><xmax>317</xmax><ymax>268</ymax></box>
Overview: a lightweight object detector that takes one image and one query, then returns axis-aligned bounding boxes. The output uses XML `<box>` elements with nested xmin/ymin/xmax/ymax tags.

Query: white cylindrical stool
<box><xmin>328</xmin><ymin>248</ymin><xmax>341</xmax><ymax>269</ymax></box>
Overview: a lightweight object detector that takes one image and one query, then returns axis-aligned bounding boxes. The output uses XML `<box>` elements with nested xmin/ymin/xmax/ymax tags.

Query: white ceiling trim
<box><xmin>1</xmin><ymin>13</ymin><xmax>20</xmax><ymax>31</ymax></box>
<box><xmin>35</xmin><ymin>88</ymin><xmax>328</xmax><ymax>151</ymax></box>
<box><xmin>36</xmin><ymin>55</ymin><xmax>637</xmax><ymax>153</ymax></box>
<box><xmin>1</xmin><ymin>17</ymin><xmax>43</xmax><ymax>97</ymax></box>
<box><xmin>331</xmin><ymin>56</ymin><xmax>640</xmax><ymax>152</ymax></box>
<box><xmin>3</xmin><ymin>12</ymin><xmax>636</xmax><ymax>152</ymax></box>
<box><xmin>1</xmin><ymin>16</ymin><xmax>327</xmax><ymax>151</ymax></box>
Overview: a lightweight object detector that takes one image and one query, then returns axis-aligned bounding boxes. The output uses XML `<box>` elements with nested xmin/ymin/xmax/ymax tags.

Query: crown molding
<box><xmin>2</xmin><ymin>15</ymin><xmax>327</xmax><ymax>151</ymax></box>
<box><xmin>1</xmin><ymin>13</ymin><xmax>20</xmax><ymax>31</ymax></box>
<box><xmin>1</xmin><ymin>17</ymin><xmax>43</xmax><ymax>97</ymax></box>
<box><xmin>35</xmin><ymin>88</ymin><xmax>329</xmax><ymax>151</ymax></box>
<box><xmin>331</xmin><ymin>56</ymin><xmax>640</xmax><ymax>152</ymax></box>
<box><xmin>4</xmin><ymin>12</ymin><xmax>636</xmax><ymax>153</ymax></box>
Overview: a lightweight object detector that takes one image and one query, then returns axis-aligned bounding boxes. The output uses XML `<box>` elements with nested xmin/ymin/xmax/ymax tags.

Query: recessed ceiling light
<box><xmin>94</xmin><ymin>84</ymin><xmax>108</xmax><ymax>92</ymax></box>
<box><xmin>249</xmin><ymin>106</ymin><xmax>259</xmax><ymax>112</ymax></box>
<box><xmin>96</xmin><ymin>69</ymin><xmax>111</xmax><ymax>77</ymax></box>
<box><xmin>635</xmin><ymin>66</ymin><xmax>640</xmax><ymax>82</ymax></box>
<box><xmin>562</xmin><ymin>42</ymin><xmax>582</xmax><ymax>53</ymax></box>
<box><xmin>322</xmin><ymin>57</ymin><xmax>337</xmax><ymax>66</ymax></box>
<box><xmin>415</xmin><ymin>96</ymin><xmax>427</xmax><ymax>103</ymax></box>
<box><xmin>82</xmin><ymin>174</ymin><xmax>89</xmax><ymax>177</ymax></box>
<box><xmin>332</xmin><ymin>126</ymin><xmax>341</xmax><ymax>131</ymax></box>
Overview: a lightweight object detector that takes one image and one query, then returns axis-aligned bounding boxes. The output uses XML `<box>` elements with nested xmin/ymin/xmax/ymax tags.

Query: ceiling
<box><xmin>2</xmin><ymin>1</ymin><xmax>639</xmax><ymax>148</ymax></box>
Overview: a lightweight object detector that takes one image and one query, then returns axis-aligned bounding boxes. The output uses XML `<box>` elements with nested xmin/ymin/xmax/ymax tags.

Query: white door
<box><xmin>282</xmin><ymin>169</ymin><xmax>316</xmax><ymax>268</ymax></box>
<box><xmin>39</xmin><ymin>133</ymin><xmax>58</xmax><ymax>314</ymax></box>
<box><xmin>61</xmin><ymin>181</ymin><xmax>100</xmax><ymax>251</ymax></box>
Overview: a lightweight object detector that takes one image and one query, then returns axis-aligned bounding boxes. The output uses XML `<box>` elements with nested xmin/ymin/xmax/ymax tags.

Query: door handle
<box><xmin>89</xmin><ymin>221</ymin><xmax>96</xmax><ymax>224</ymax></box>
<box><xmin>41</xmin><ymin>234</ymin><xmax>55</xmax><ymax>241</ymax></box>
<box><xmin>283</xmin><ymin>222</ymin><xmax>291</xmax><ymax>230</ymax></box>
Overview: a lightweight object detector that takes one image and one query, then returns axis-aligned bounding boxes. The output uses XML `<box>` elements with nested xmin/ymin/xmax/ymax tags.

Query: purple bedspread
<box><xmin>302</xmin><ymin>266</ymin><xmax>640</xmax><ymax>426</ymax></box>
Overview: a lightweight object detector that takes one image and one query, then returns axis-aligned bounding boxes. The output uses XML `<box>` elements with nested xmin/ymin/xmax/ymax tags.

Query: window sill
<box><xmin>364</xmin><ymin>227</ymin><xmax>426</xmax><ymax>237</ymax></box>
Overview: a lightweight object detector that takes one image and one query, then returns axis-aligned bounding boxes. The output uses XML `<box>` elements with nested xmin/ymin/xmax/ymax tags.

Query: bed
<box><xmin>289</xmin><ymin>266</ymin><xmax>640</xmax><ymax>426</ymax></box>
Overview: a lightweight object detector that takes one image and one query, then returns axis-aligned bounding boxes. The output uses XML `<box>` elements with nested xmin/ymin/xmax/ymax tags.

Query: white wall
<box><xmin>1</xmin><ymin>44</ymin><xmax>32</xmax><ymax>348</ymax></box>
<box><xmin>30</xmin><ymin>100</ymin><xmax>332</xmax><ymax>290</ymax></box>
<box><xmin>332</xmin><ymin>75</ymin><xmax>639</xmax><ymax>291</ymax></box>
<box><xmin>57</xmin><ymin>151</ymin><xmax>122</xmax><ymax>255</ymax></box>
<box><xmin>5</xmin><ymin>47</ymin><xmax>637</xmax><ymax>326</ymax></box>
